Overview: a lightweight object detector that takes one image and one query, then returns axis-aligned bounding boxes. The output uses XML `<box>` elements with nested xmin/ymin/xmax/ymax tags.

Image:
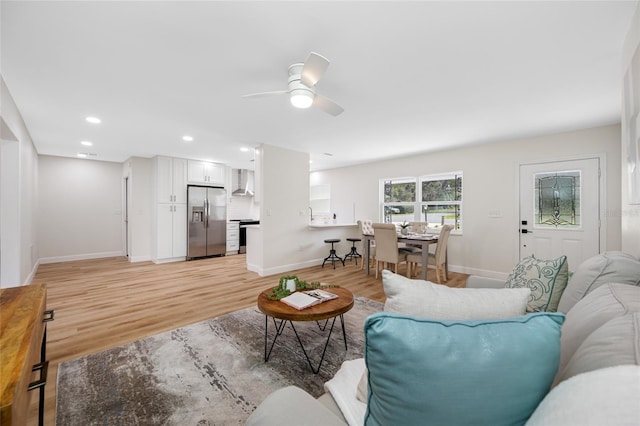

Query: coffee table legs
<box><xmin>263</xmin><ymin>315</ymin><xmax>348</xmax><ymax>374</ymax></box>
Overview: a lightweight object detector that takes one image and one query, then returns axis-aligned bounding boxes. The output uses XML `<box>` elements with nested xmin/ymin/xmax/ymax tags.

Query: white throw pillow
<box><xmin>526</xmin><ymin>365</ymin><xmax>640</xmax><ymax>426</ymax></box>
<box><xmin>382</xmin><ymin>270</ymin><xmax>530</xmax><ymax>320</ymax></box>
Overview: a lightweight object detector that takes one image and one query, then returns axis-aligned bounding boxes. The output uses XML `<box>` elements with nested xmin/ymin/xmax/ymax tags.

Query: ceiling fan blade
<box><xmin>313</xmin><ymin>95</ymin><xmax>344</xmax><ymax>116</ymax></box>
<box><xmin>300</xmin><ymin>52</ymin><xmax>330</xmax><ymax>87</ymax></box>
<box><xmin>242</xmin><ymin>90</ymin><xmax>288</xmax><ymax>99</ymax></box>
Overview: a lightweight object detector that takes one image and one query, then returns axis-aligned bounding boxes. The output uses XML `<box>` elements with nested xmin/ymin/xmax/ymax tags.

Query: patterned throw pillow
<box><xmin>505</xmin><ymin>255</ymin><xmax>569</xmax><ymax>313</ymax></box>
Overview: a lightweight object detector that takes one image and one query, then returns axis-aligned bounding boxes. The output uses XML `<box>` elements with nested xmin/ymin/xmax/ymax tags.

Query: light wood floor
<box><xmin>28</xmin><ymin>254</ymin><xmax>468</xmax><ymax>425</ymax></box>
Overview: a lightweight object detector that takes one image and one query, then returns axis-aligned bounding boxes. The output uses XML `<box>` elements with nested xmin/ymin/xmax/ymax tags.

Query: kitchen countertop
<box><xmin>308</xmin><ymin>222</ymin><xmax>358</xmax><ymax>228</ymax></box>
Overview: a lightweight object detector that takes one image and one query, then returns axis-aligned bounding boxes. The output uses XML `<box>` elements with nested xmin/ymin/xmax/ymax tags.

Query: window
<box><xmin>381</xmin><ymin>171</ymin><xmax>463</xmax><ymax>232</ymax></box>
<box><xmin>420</xmin><ymin>172</ymin><xmax>462</xmax><ymax>231</ymax></box>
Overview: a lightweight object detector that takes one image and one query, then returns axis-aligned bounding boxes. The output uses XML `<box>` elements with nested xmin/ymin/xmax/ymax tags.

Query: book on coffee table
<box><xmin>280</xmin><ymin>289</ymin><xmax>338</xmax><ymax>310</ymax></box>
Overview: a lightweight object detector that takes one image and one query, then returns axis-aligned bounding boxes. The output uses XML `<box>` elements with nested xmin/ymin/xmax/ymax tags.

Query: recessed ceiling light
<box><xmin>77</xmin><ymin>153</ymin><xmax>88</xmax><ymax>158</ymax></box>
<box><xmin>85</xmin><ymin>116</ymin><xmax>101</xmax><ymax>124</ymax></box>
<box><xmin>240</xmin><ymin>147</ymin><xmax>249</xmax><ymax>152</ymax></box>
<box><xmin>182</xmin><ymin>135</ymin><xmax>193</xmax><ymax>142</ymax></box>
<box><xmin>81</xmin><ymin>141</ymin><xmax>93</xmax><ymax>146</ymax></box>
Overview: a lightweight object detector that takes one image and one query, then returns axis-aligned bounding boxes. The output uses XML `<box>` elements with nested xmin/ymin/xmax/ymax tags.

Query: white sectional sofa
<box><xmin>246</xmin><ymin>252</ymin><xmax>640</xmax><ymax>426</ymax></box>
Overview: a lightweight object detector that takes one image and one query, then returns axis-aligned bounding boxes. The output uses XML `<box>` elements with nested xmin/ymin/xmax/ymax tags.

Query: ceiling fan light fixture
<box><xmin>290</xmin><ymin>89</ymin><xmax>314</xmax><ymax>109</ymax></box>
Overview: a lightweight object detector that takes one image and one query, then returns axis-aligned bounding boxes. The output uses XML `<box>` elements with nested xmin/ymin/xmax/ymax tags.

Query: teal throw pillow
<box><xmin>505</xmin><ymin>255</ymin><xmax>568</xmax><ymax>312</ymax></box>
<box><xmin>364</xmin><ymin>312</ymin><xmax>565</xmax><ymax>426</ymax></box>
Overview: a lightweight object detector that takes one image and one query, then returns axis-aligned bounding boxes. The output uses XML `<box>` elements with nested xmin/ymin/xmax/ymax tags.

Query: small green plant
<box><xmin>278</xmin><ymin>275</ymin><xmax>299</xmax><ymax>289</ymax></box>
<box><xmin>268</xmin><ymin>286</ymin><xmax>292</xmax><ymax>300</ymax></box>
<box><xmin>399</xmin><ymin>221</ymin><xmax>410</xmax><ymax>229</ymax></box>
<box><xmin>267</xmin><ymin>275</ymin><xmax>339</xmax><ymax>300</ymax></box>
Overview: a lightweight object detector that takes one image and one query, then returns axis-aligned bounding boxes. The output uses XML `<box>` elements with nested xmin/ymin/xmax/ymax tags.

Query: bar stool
<box><xmin>322</xmin><ymin>239</ymin><xmax>345</xmax><ymax>269</ymax></box>
<box><xmin>343</xmin><ymin>237</ymin><xmax>362</xmax><ymax>266</ymax></box>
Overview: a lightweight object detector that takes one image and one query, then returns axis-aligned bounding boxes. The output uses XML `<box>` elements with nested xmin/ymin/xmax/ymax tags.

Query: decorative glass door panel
<box><xmin>534</xmin><ymin>171</ymin><xmax>581</xmax><ymax>229</ymax></box>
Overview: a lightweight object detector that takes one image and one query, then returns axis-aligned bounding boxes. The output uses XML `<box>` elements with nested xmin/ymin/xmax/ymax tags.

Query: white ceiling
<box><xmin>1</xmin><ymin>1</ymin><xmax>637</xmax><ymax>171</ymax></box>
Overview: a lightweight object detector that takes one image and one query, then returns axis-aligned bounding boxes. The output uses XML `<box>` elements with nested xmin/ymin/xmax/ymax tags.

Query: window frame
<box><xmin>380</xmin><ymin>171</ymin><xmax>463</xmax><ymax>234</ymax></box>
<box><xmin>419</xmin><ymin>171</ymin><xmax>463</xmax><ymax>233</ymax></box>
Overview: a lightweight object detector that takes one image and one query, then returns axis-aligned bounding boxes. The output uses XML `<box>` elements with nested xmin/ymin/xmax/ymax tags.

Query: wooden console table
<box><xmin>0</xmin><ymin>284</ymin><xmax>53</xmax><ymax>426</ymax></box>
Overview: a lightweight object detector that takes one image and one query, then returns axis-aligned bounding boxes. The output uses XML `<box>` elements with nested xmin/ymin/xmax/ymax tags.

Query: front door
<box><xmin>519</xmin><ymin>157</ymin><xmax>601</xmax><ymax>271</ymax></box>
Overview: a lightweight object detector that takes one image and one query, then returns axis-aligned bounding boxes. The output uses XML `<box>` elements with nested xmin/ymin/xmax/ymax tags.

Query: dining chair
<box><xmin>406</xmin><ymin>224</ymin><xmax>453</xmax><ymax>283</ymax></box>
<box><xmin>372</xmin><ymin>223</ymin><xmax>408</xmax><ymax>279</ymax></box>
<box><xmin>359</xmin><ymin>220</ymin><xmax>376</xmax><ymax>271</ymax></box>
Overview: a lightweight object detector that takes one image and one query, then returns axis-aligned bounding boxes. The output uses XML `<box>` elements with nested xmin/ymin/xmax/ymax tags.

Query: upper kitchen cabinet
<box><xmin>155</xmin><ymin>156</ymin><xmax>187</xmax><ymax>204</ymax></box>
<box><xmin>188</xmin><ymin>160</ymin><xmax>225</xmax><ymax>186</ymax></box>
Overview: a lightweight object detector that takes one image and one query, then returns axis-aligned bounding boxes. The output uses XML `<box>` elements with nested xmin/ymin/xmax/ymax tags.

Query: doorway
<box><xmin>519</xmin><ymin>157</ymin><xmax>602</xmax><ymax>270</ymax></box>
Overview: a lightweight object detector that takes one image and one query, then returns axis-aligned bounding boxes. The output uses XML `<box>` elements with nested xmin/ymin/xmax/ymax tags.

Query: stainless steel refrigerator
<box><xmin>187</xmin><ymin>185</ymin><xmax>227</xmax><ymax>259</ymax></box>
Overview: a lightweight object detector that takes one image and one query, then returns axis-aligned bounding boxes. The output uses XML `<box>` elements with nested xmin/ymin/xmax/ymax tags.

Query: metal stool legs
<box><xmin>322</xmin><ymin>239</ymin><xmax>345</xmax><ymax>269</ymax></box>
<box><xmin>343</xmin><ymin>238</ymin><xmax>362</xmax><ymax>266</ymax></box>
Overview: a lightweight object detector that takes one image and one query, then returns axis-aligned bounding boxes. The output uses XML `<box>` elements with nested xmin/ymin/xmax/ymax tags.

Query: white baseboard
<box><xmin>152</xmin><ymin>257</ymin><xmax>186</xmax><ymax>264</ymax></box>
<box><xmin>24</xmin><ymin>259</ymin><xmax>41</xmax><ymax>284</ymax></box>
<box><xmin>129</xmin><ymin>255</ymin><xmax>152</xmax><ymax>263</ymax></box>
<box><xmin>452</xmin><ymin>264</ymin><xmax>509</xmax><ymax>281</ymax></box>
<box><xmin>248</xmin><ymin>258</ymin><xmax>326</xmax><ymax>277</ymax></box>
<box><xmin>39</xmin><ymin>251</ymin><xmax>124</xmax><ymax>264</ymax></box>
<box><xmin>226</xmin><ymin>258</ymin><xmax>510</xmax><ymax>282</ymax></box>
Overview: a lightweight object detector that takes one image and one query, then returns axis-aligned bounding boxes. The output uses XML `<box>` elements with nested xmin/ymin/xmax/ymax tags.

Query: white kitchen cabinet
<box><xmin>156</xmin><ymin>204</ymin><xmax>187</xmax><ymax>260</ymax></box>
<box><xmin>153</xmin><ymin>156</ymin><xmax>188</xmax><ymax>262</ymax></box>
<box><xmin>188</xmin><ymin>160</ymin><xmax>225</xmax><ymax>185</ymax></box>
<box><xmin>226</xmin><ymin>222</ymin><xmax>239</xmax><ymax>255</ymax></box>
<box><xmin>156</xmin><ymin>156</ymin><xmax>187</xmax><ymax>204</ymax></box>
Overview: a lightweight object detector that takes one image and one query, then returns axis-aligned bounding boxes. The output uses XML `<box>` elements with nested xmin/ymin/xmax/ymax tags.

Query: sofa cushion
<box><xmin>526</xmin><ymin>365</ymin><xmax>640</xmax><ymax>426</ymax></box>
<box><xmin>363</xmin><ymin>312</ymin><xmax>565</xmax><ymax>426</ymax></box>
<box><xmin>504</xmin><ymin>254</ymin><xmax>568</xmax><ymax>312</ymax></box>
<box><xmin>558</xmin><ymin>283</ymin><xmax>640</xmax><ymax>373</ymax></box>
<box><xmin>557</xmin><ymin>251</ymin><xmax>640</xmax><ymax>313</ymax></box>
<box><xmin>323</xmin><ymin>358</ymin><xmax>367</xmax><ymax>426</ymax></box>
<box><xmin>245</xmin><ymin>386</ymin><xmax>347</xmax><ymax>426</ymax></box>
<box><xmin>382</xmin><ymin>270</ymin><xmax>530</xmax><ymax>319</ymax></box>
<box><xmin>554</xmin><ymin>312</ymin><xmax>640</xmax><ymax>385</ymax></box>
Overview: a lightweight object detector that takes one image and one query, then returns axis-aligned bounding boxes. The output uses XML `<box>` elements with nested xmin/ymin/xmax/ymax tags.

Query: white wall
<box><xmin>0</xmin><ymin>76</ymin><xmax>39</xmax><ymax>287</ymax></box>
<box><xmin>621</xmin><ymin>2</ymin><xmax>640</xmax><ymax>258</ymax></box>
<box><xmin>250</xmin><ymin>144</ymin><xmax>312</xmax><ymax>275</ymax></box>
<box><xmin>38</xmin><ymin>155</ymin><xmax>123</xmax><ymax>262</ymax></box>
<box><xmin>313</xmin><ymin>124</ymin><xmax>621</xmax><ymax>276</ymax></box>
<box><xmin>227</xmin><ymin>195</ymin><xmax>260</xmax><ymax>220</ymax></box>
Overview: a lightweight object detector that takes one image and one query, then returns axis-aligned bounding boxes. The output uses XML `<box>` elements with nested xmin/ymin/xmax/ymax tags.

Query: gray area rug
<box><xmin>56</xmin><ymin>296</ymin><xmax>382</xmax><ymax>425</ymax></box>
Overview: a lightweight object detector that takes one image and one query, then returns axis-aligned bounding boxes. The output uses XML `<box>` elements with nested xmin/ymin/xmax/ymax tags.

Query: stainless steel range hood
<box><xmin>232</xmin><ymin>169</ymin><xmax>254</xmax><ymax>196</ymax></box>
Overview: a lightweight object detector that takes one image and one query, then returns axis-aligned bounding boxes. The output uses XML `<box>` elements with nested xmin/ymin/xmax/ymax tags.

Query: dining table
<box><xmin>362</xmin><ymin>232</ymin><xmax>442</xmax><ymax>281</ymax></box>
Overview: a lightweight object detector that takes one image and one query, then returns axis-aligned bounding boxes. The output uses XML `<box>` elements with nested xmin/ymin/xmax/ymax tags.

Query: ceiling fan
<box><xmin>242</xmin><ymin>52</ymin><xmax>344</xmax><ymax>116</ymax></box>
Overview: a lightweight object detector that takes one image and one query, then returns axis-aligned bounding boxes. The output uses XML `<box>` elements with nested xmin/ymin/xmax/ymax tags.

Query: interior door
<box><xmin>519</xmin><ymin>158</ymin><xmax>601</xmax><ymax>271</ymax></box>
